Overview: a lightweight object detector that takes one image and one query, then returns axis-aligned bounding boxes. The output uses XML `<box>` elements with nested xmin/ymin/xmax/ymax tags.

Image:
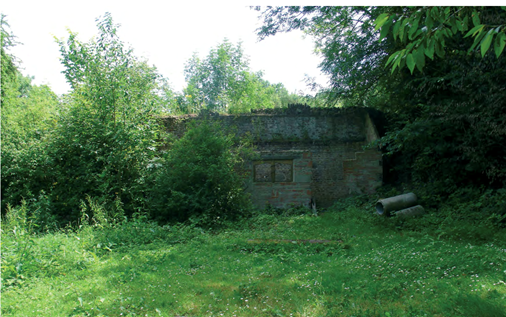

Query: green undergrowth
<box><xmin>2</xmin><ymin>196</ymin><xmax>506</xmax><ymax>317</ymax></box>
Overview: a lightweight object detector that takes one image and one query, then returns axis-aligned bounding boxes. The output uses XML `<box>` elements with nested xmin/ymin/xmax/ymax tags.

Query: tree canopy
<box><xmin>374</xmin><ymin>7</ymin><xmax>506</xmax><ymax>74</ymax></box>
<box><xmin>176</xmin><ymin>39</ymin><xmax>303</xmax><ymax>114</ymax></box>
<box><xmin>255</xmin><ymin>6</ymin><xmax>506</xmax><ymax>189</ymax></box>
<box><xmin>256</xmin><ymin>7</ymin><xmax>401</xmax><ymax>107</ymax></box>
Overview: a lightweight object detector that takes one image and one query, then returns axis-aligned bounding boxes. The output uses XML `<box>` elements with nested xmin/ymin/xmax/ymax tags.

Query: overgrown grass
<box><xmin>2</xmin><ymin>196</ymin><xmax>505</xmax><ymax>316</ymax></box>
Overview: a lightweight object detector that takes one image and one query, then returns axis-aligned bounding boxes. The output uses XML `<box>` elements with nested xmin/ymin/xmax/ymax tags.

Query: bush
<box><xmin>0</xmin><ymin>14</ymin><xmax>166</xmax><ymax>226</ymax></box>
<box><xmin>150</xmin><ymin>119</ymin><xmax>254</xmax><ymax>226</ymax></box>
<box><xmin>45</xmin><ymin>102</ymin><xmax>161</xmax><ymax>224</ymax></box>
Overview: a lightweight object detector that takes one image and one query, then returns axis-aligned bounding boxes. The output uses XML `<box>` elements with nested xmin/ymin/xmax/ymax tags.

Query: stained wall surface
<box><xmin>162</xmin><ymin>105</ymin><xmax>383</xmax><ymax>209</ymax></box>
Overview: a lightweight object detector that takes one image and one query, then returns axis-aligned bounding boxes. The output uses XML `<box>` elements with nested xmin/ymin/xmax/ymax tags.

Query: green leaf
<box><xmin>451</xmin><ymin>23</ymin><xmax>458</xmax><ymax>34</ymax></box>
<box><xmin>481</xmin><ymin>30</ymin><xmax>494</xmax><ymax>57</ymax></box>
<box><xmin>469</xmin><ymin>29</ymin><xmax>488</xmax><ymax>52</ymax></box>
<box><xmin>464</xmin><ymin>24</ymin><xmax>484</xmax><ymax>38</ymax></box>
<box><xmin>456</xmin><ymin>20</ymin><xmax>463</xmax><ymax>32</ymax></box>
<box><xmin>425</xmin><ymin>10</ymin><xmax>434</xmax><ymax>31</ymax></box>
<box><xmin>393</xmin><ymin>19</ymin><xmax>401</xmax><ymax>41</ymax></box>
<box><xmin>494</xmin><ymin>32</ymin><xmax>506</xmax><ymax>58</ymax></box>
<box><xmin>399</xmin><ymin>18</ymin><xmax>408</xmax><ymax>42</ymax></box>
<box><xmin>406</xmin><ymin>42</ymin><xmax>415</xmax><ymax>52</ymax></box>
<box><xmin>391</xmin><ymin>49</ymin><xmax>406</xmax><ymax>74</ymax></box>
<box><xmin>462</xmin><ymin>16</ymin><xmax>469</xmax><ymax>31</ymax></box>
<box><xmin>430</xmin><ymin>7</ymin><xmax>440</xmax><ymax>20</ymax></box>
<box><xmin>379</xmin><ymin>17</ymin><xmax>393</xmax><ymax>41</ymax></box>
<box><xmin>414</xmin><ymin>46</ymin><xmax>426</xmax><ymax>72</ymax></box>
<box><xmin>374</xmin><ymin>13</ymin><xmax>390</xmax><ymax>31</ymax></box>
<box><xmin>425</xmin><ymin>39</ymin><xmax>435</xmax><ymax>59</ymax></box>
<box><xmin>408</xmin><ymin>18</ymin><xmax>420</xmax><ymax>40</ymax></box>
<box><xmin>435</xmin><ymin>40</ymin><xmax>445</xmax><ymax>58</ymax></box>
<box><xmin>472</xmin><ymin>11</ymin><xmax>481</xmax><ymax>27</ymax></box>
<box><xmin>385</xmin><ymin>51</ymin><xmax>400</xmax><ymax>67</ymax></box>
<box><xmin>399</xmin><ymin>52</ymin><xmax>407</xmax><ymax>69</ymax></box>
<box><xmin>413</xmin><ymin>29</ymin><xmax>423</xmax><ymax>39</ymax></box>
<box><xmin>406</xmin><ymin>53</ymin><xmax>416</xmax><ymax>74</ymax></box>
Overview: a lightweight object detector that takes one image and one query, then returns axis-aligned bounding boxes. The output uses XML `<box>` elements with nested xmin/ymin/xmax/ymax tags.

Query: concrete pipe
<box><xmin>394</xmin><ymin>205</ymin><xmax>425</xmax><ymax>218</ymax></box>
<box><xmin>376</xmin><ymin>193</ymin><xmax>417</xmax><ymax>216</ymax></box>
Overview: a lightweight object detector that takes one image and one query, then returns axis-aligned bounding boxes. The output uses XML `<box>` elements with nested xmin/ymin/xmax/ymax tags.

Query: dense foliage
<box><xmin>374</xmin><ymin>7</ymin><xmax>506</xmax><ymax>74</ymax></box>
<box><xmin>255</xmin><ymin>6</ymin><xmax>506</xmax><ymax>190</ymax></box>
<box><xmin>1</xmin><ymin>15</ymin><xmax>60</xmax><ymax>217</ymax></box>
<box><xmin>174</xmin><ymin>40</ymin><xmax>304</xmax><ymax>114</ymax></box>
<box><xmin>255</xmin><ymin>7</ymin><xmax>393</xmax><ymax>107</ymax></box>
<box><xmin>2</xmin><ymin>8</ymin><xmax>505</xmax><ymax>232</ymax></box>
<box><xmin>2</xmin><ymin>14</ymin><xmax>167</xmax><ymax>225</ymax></box>
<box><xmin>150</xmin><ymin>119</ymin><xmax>254</xmax><ymax>225</ymax></box>
<box><xmin>1</xmin><ymin>14</ymin><xmax>257</xmax><ymax>227</ymax></box>
<box><xmin>47</xmin><ymin>13</ymin><xmax>165</xmax><ymax>222</ymax></box>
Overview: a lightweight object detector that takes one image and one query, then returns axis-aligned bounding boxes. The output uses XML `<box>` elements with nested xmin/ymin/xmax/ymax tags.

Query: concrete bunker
<box><xmin>162</xmin><ymin>104</ymin><xmax>383</xmax><ymax>209</ymax></box>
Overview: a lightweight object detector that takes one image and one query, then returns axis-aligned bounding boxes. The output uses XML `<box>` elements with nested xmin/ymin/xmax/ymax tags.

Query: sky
<box><xmin>2</xmin><ymin>1</ymin><xmax>329</xmax><ymax>96</ymax></box>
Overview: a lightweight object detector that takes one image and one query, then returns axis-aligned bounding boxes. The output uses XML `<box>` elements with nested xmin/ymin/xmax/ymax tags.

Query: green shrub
<box><xmin>1</xmin><ymin>131</ymin><xmax>54</xmax><ymax>216</ymax></box>
<box><xmin>0</xmin><ymin>14</ymin><xmax>167</xmax><ymax>226</ymax></box>
<box><xmin>150</xmin><ymin>119</ymin><xmax>254</xmax><ymax>226</ymax></box>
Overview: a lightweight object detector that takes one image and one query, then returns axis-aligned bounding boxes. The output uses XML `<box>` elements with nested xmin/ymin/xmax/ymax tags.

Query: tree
<box><xmin>45</xmin><ymin>13</ymin><xmax>166</xmax><ymax>223</ymax></box>
<box><xmin>181</xmin><ymin>39</ymin><xmax>303</xmax><ymax>113</ymax></box>
<box><xmin>184</xmin><ymin>40</ymin><xmax>249</xmax><ymax>111</ymax></box>
<box><xmin>373</xmin><ymin>7</ymin><xmax>506</xmax><ymax>186</ymax></box>
<box><xmin>374</xmin><ymin>7</ymin><xmax>506</xmax><ymax>74</ymax></box>
<box><xmin>255</xmin><ymin>6</ymin><xmax>506</xmax><ymax>188</ymax></box>
<box><xmin>255</xmin><ymin>6</ymin><xmax>399</xmax><ymax>107</ymax></box>
<box><xmin>1</xmin><ymin>16</ymin><xmax>60</xmax><ymax>216</ymax></box>
<box><xmin>1</xmin><ymin>14</ymin><xmax>19</xmax><ymax>103</ymax></box>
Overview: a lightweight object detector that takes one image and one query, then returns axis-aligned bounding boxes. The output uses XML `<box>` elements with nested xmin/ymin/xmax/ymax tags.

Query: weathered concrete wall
<box><xmin>161</xmin><ymin>105</ymin><xmax>383</xmax><ymax>209</ymax></box>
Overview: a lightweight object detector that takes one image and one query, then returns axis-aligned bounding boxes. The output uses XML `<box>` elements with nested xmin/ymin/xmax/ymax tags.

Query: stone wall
<box><xmin>161</xmin><ymin>105</ymin><xmax>383</xmax><ymax>209</ymax></box>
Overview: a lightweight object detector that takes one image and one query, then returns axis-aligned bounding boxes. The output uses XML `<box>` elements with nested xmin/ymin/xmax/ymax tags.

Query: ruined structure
<box><xmin>163</xmin><ymin>104</ymin><xmax>383</xmax><ymax>209</ymax></box>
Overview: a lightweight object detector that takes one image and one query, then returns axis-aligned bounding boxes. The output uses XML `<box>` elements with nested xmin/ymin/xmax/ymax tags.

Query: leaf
<box><xmin>399</xmin><ymin>18</ymin><xmax>408</xmax><ymax>42</ymax></box>
<box><xmin>469</xmin><ymin>29</ymin><xmax>488</xmax><ymax>52</ymax></box>
<box><xmin>374</xmin><ymin>13</ymin><xmax>390</xmax><ymax>31</ymax></box>
<box><xmin>451</xmin><ymin>23</ymin><xmax>458</xmax><ymax>34</ymax></box>
<box><xmin>413</xmin><ymin>29</ymin><xmax>423</xmax><ymax>39</ymax></box>
<box><xmin>406</xmin><ymin>53</ymin><xmax>416</xmax><ymax>74</ymax></box>
<box><xmin>406</xmin><ymin>42</ymin><xmax>415</xmax><ymax>52</ymax></box>
<box><xmin>425</xmin><ymin>39</ymin><xmax>435</xmax><ymax>59</ymax></box>
<box><xmin>425</xmin><ymin>10</ymin><xmax>434</xmax><ymax>31</ymax></box>
<box><xmin>399</xmin><ymin>52</ymin><xmax>407</xmax><ymax>69</ymax></box>
<box><xmin>408</xmin><ymin>18</ymin><xmax>420</xmax><ymax>40</ymax></box>
<box><xmin>430</xmin><ymin>7</ymin><xmax>440</xmax><ymax>21</ymax></box>
<box><xmin>472</xmin><ymin>11</ymin><xmax>481</xmax><ymax>27</ymax></box>
<box><xmin>464</xmin><ymin>24</ymin><xmax>484</xmax><ymax>38</ymax></box>
<box><xmin>456</xmin><ymin>20</ymin><xmax>463</xmax><ymax>32</ymax></box>
<box><xmin>393</xmin><ymin>19</ymin><xmax>401</xmax><ymax>41</ymax></box>
<box><xmin>391</xmin><ymin>49</ymin><xmax>406</xmax><ymax>74</ymax></box>
<box><xmin>494</xmin><ymin>32</ymin><xmax>506</xmax><ymax>58</ymax></box>
<box><xmin>414</xmin><ymin>46</ymin><xmax>426</xmax><ymax>72</ymax></box>
<box><xmin>462</xmin><ymin>16</ymin><xmax>469</xmax><ymax>31</ymax></box>
<box><xmin>379</xmin><ymin>17</ymin><xmax>393</xmax><ymax>41</ymax></box>
<box><xmin>435</xmin><ymin>40</ymin><xmax>445</xmax><ymax>58</ymax></box>
<box><xmin>385</xmin><ymin>51</ymin><xmax>400</xmax><ymax>67</ymax></box>
<box><xmin>480</xmin><ymin>30</ymin><xmax>494</xmax><ymax>57</ymax></box>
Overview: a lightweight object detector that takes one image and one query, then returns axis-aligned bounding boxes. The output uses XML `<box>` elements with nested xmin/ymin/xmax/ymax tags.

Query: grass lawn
<box><xmin>2</xmin><ymin>202</ymin><xmax>506</xmax><ymax>316</ymax></box>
